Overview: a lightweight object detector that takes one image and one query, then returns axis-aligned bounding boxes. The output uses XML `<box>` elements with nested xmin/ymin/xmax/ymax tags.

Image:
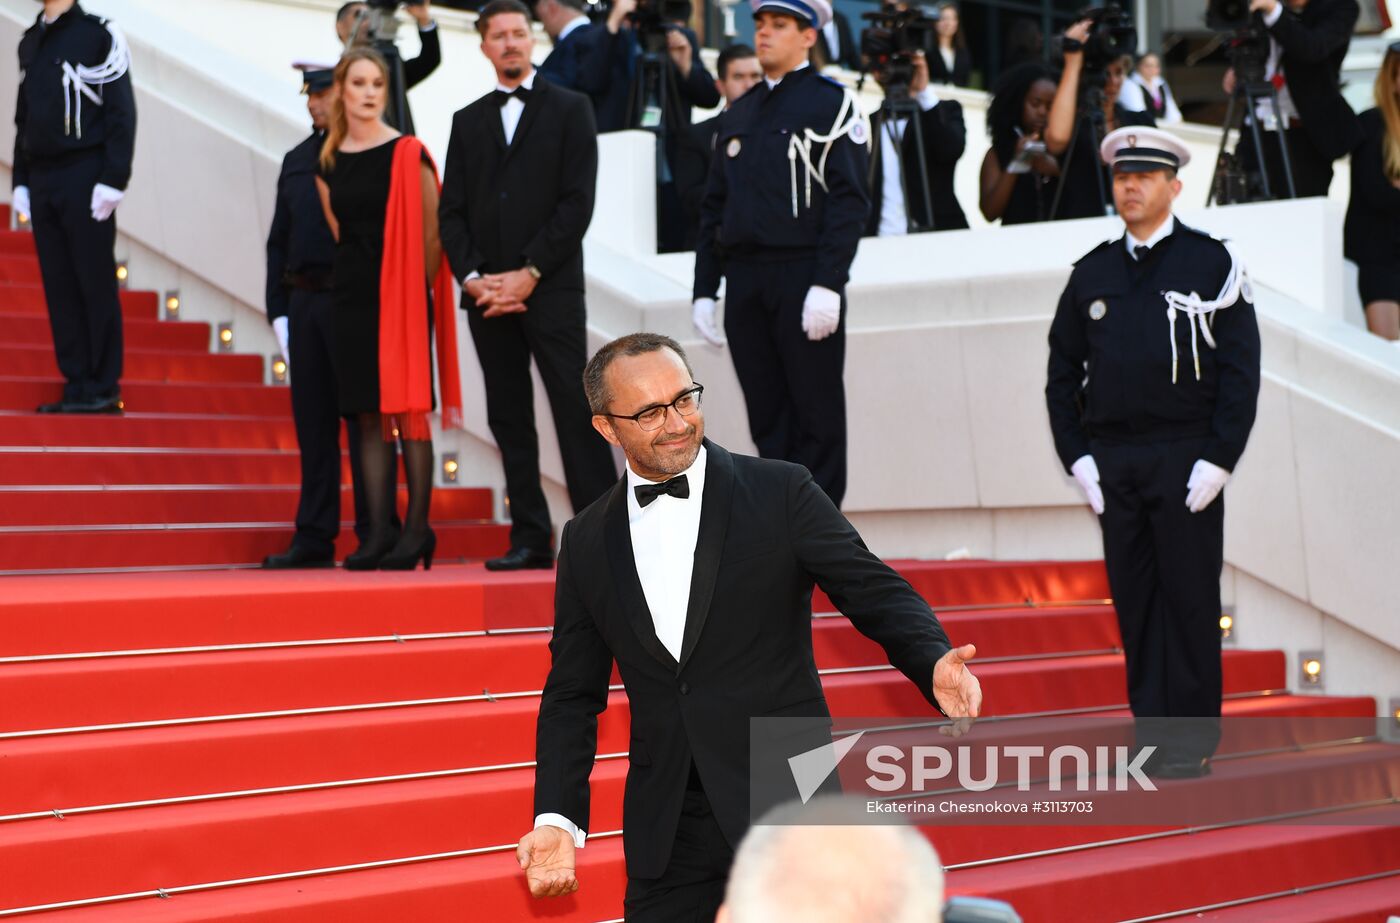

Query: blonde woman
<box><xmin>315</xmin><ymin>48</ymin><xmax>463</xmax><ymax>569</ymax></box>
<box><xmin>1344</xmin><ymin>42</ymin><xmax>1400</xmax><ymax>342</ymax></box>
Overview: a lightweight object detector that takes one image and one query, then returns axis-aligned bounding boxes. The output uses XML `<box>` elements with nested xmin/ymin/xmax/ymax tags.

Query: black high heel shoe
<box><xmin>378</xmin><ymin>527</ymin><xmax>436</xmax><ymax>571</ymax></box>
<box><xmin>344</xmin><ymin>528</ymin><xmax>399</xmax><ymax>571</ymax></box>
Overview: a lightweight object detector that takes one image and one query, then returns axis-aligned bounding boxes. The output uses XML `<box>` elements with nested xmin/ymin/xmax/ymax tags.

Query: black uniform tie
<box><xmin>493</xmin><ymin>86</ymin><xmax>531</xmax><ymax>106</ymax></box>
<box><xmin>635</xmin><ymin>475</ymin><xmax>689</xmax><ymax>507</ymax></box>
<box><xmin>1134</xmin><ymin>245</ymin><xmax>1151</xmax><ymax>262</ymax></box>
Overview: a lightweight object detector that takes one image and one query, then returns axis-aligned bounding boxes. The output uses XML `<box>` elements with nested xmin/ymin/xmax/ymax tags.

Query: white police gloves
<box><xmin>801</xmin><ymin>285</ymin><xmax>841</xmax><ymax>341</ymax></box>
<box><xmin>12</xmin><ymin>186</ymin><xmax>30</xmax><ymax>223</ymax></box>
<box><xmin>271</xmin><ymin>316</ymin><xmax>291</xmax><ymax>368</ymax></box>
<box><xmin>1070</xmin><ymin>454</ymin><xmax>1105</xmax><ymax>515</ymax></box>
<box><xmin>90</xmin><ymin>183</ymin><xmax>124</xmax><ymax>222</ymax></box>
<box><xmin>1185</xmin><ymin>459</ymin><xmax>1230</xmax><ymax>513</ymax></box>
<box><xmin>691</xmin><ymin>297</ymin><xmax>726</xmax><ymax>347</ymax></box>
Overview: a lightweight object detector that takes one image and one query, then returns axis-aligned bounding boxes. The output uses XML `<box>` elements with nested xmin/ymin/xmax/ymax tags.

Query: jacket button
<box><xmin>678</xmin><ymin>681</ymin><xmax>690</xmax><ymax>696</ymax></box>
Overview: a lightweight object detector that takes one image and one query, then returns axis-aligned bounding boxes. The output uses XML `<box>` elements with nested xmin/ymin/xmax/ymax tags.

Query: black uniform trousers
<box><xmin>464</xmin><ymin>288</ymin><xmax>617</xmax><ymax>553</ymax></box>
<box><xmin>286</xmin><ymin>289</ymin><xmax>349</xmax><ymax>556</ymax></box>
<box><xmin>723</xmin><ymin>257</ymin><xmax>847</xmax><ymax>508</ymax></box>
<box><xmin>28</xmin><ymin>154</ymin><xmax>123</xmax><ymax>403</ymax></box>
<box><xmin>1094</xmin><ymin>434</ymin><xmax>1224</xmax><ymax>762</ymax></box>
<box><xmin>623</xmin><ymin>777</ymin><xmax>733</xmax><ymax>923</ymax></box>
<box><xmin>1237</xmin><ymin>125</ymin><xmax>1335</xmax><ymax>199</ymax></box>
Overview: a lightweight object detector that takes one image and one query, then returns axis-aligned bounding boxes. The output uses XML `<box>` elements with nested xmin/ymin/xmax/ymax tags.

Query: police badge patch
<box><xmin>849</xmin><ymin>118</ymin><xmax>868</xmax><ymax>146</ymax></box>
<box><xmin>727</xmin><ymin>137</ymin><xmax>741</xmax><ymax>158</ymax></box>
<box><xmin>1089</xmin><ymin>299</ymin><xmax>1108</xmax><ymax>320</ymax></box>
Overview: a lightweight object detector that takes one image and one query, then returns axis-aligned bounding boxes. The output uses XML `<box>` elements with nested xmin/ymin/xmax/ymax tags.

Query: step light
<box><xmin>12</xmin><ymin>208</ymin><xmax>29</xmax><ymax>231</ymax></box>
<box><xmin>164</xmin><ymin>291</ymin><xmax>180</xmax><ymax>320</ymax></box>
<box><xmin>115</xmin><ymin>260</ymin><xmax>129</xmax><ymax>288</ymax></box>
<box><xmin>217</xmin><ymin>322</ymin><xmax>234</xmax><ymax>353</ymax></box>
<box><xmin>271</xmin><ymin>356</ymin><xmax>288</xmax><ymax>384</ymax></box>
<box><xmin>1388</xmin><ymin>699</ymin><xmax>1400</xmax><ymax>744</ymax></box>
<box><xmin>1218</xmin><ymin>608</ymin><xmax>1235</xmax><ymax>645</ymax></box>
<box><xmin>1299</xmin><ymin>650</ymin><xmax>1323</xmax><ymax>689</ymax></box>
<box><xmin>442</xmin><ymin>453</ymin><xmax>459</xmax><ymax>483</ymax></box>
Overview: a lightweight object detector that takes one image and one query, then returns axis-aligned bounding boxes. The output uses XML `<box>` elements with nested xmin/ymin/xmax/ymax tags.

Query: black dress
<box><xmin>995</xmin><ymin>142</ymin><xmax>1056</xmax><ymax>225</ymax></box>
<box><xmin>1344</xmin><ymin>108</ymin><xmax>1400</xmax><ymax>304</ymax></box>
<box><xmin>321</xmin><ymin>136</ymin><xmax>434</xmax><ymax>415</ymax></box>
<box><xmin>1053</xmin><ymin>105</ymin><xmax>1154</xmax><ymax>221</ymax></box>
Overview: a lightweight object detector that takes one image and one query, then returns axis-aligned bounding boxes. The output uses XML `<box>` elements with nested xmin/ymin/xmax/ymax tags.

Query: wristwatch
<box><xmin>524</xmin><ymin>262</ymin><xmax>542</xmax><ymax>281</ymax></box>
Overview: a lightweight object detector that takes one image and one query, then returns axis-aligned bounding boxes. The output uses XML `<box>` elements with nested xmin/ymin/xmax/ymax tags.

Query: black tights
<box><xmin>355</xmin><ymin>412</ymin><xmax>433</xmax><ymax>542</ymax></box>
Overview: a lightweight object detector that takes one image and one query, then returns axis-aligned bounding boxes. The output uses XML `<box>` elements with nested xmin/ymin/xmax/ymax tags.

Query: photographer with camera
<box><xmin>1221</xmin><ymin>0</ymin><xmax>1362</xmax><ymax>199</ymax></box>
<box><xmin>589</xmin><ymin>0</ymin><xmax>718</xmax><ymax>133</ymax></box>
<box><xmin>979</xmin><ymin>62</ymin><xmax>1061</xmax><ymax>224</ymax></box>
<box><xmin>336</xmin><ymin>1</ymin><xmax>442</xmax><ymax>134</ymax></box>
<box><xmin>865</xmin><ymin>49</ymin><xmax>968</xmax><ymax>235</ymax></box>
<box><xmin>1045</xmin><ymin>13</ymin><xmax>1153</xmax><ymax>219</ymax></box>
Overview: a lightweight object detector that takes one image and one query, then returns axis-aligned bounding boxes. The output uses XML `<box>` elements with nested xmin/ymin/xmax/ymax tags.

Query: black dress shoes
<box><xmin>35</xmin><ymin>400</ymin><xmax>68</xmax><ymax>413</ymax></box>
<box><xmin>484</xmin><ymin>547</ymin><xmax>554</xmax><ymax>571</ymax></box>
<box><xmin>1149</xmin><ymin>756</ymin><xmax>1212</xmax><ymax>779</ymax></box>
<box><xmin>64</xmin><ymin>395</ymin><xmax>123</xmax><ymax>414</ymax></box>
<box><xmin>262</xmin><ymin>545</ymin><xmax>336</xmax><ymax>569</ymax></box>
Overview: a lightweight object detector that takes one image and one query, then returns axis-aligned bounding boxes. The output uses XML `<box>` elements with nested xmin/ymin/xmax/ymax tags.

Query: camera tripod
<box><xmin>1207</xmin><ymin>39</ymin><xmax>1297</xmax><ymax>205</ymax></box>
<box><xmin>346</xmin><ymin>6</ymin><xmax>413</xmax><ymax>133</ymax></box>
<box><xmin>625</xmin><ymin>29</ymin><xmax>687</xmax><ymax>183</ymax></box>
<box><xmin>870</xmin><ymin>83</ymin><xmax>936</xmax><ymax>233</ymax></box>
<box><xmin>1049</xmin><ymin>77</ymin><xmax>1112</xmax><ymax>220</ymax></box>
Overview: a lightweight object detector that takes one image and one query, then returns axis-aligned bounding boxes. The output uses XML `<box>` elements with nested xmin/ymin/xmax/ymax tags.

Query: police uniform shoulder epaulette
<box><xmin>1072</xmin><ymin>238</ymin><xmax>1117</xmax><ymax>268</ymax></box>
<box><xmin>1175</xmin><ymin>222</ymin><xmax>1227</xmax><ymax>247</ymax></box>
<box><xmin>816</xmin><ymin>73</ymin><xmax>847</xmax><ymax>91</ymax></box>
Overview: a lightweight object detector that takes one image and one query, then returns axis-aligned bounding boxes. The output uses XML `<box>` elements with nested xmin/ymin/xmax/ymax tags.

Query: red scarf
<box><xmin>379</xmin><ymin>136</ymin><xmax>464</xmax><ymax>440</ymax></box>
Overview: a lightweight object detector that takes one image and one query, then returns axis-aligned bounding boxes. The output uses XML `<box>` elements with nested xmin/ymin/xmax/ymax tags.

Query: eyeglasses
<box><xmin>601</xmin><ymin>384</ymin><xmax>704</xmax><ymax>432</ymax></box>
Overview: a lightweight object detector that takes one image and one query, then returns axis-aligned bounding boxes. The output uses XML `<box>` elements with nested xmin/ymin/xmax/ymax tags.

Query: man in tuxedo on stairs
<box><xmin>516</xmin><ymin>332</ymin><xmax>982</xmax><ymax>922</ymax></box>
<box><xmin>439</xmin><ymin>0</ymin><xmax>619</xmax><ymax>571</ymax></box>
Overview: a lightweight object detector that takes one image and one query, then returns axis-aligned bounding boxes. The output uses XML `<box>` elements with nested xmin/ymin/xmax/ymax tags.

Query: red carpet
<box><xmin>0</xmin><ymin>220</ymin><xmax>1395</xmax><ymax>920</ymax></box>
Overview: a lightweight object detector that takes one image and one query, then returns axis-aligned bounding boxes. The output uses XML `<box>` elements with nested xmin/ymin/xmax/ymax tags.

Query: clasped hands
<box><xmin>465</xmin><ymin>268</ymin><xmax>537</xmax><ymax>318</ymax></box>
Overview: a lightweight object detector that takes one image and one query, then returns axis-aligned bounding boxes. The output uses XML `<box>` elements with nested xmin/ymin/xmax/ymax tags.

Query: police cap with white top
<box><xmin>751</xmin><ymin>0</ymin><xmax>832</xmax><ymax>30</ymax></box>
<box><xmin>1099</xmin><ymin>126</ymin><xmax>1191</xmax><ymax>174</ymax></box>
<box><xmin>292</xmin><ymin>61</ymin><xmax>336</xmax><ymax>95</ymax></box>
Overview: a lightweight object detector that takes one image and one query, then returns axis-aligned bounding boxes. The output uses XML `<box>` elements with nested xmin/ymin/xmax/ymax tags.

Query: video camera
<box><xmin>1206</xmin><ymin>0</ymin><xmax>1270</xmax><ymax>83</ymax></box>
<box><xmin>1068</xmin><ymin>2</ymin><xmax>1137</xmax><ymax>73</ymax></box>
<box><xmin>587</xmin><ymin>0</ymin><xmax>693</xmax><ymax>46</ymax></box>
<box><xmin>859</xmin><ymin>2</ymin><xmax>938</xmax><ymax>93</ymax></box>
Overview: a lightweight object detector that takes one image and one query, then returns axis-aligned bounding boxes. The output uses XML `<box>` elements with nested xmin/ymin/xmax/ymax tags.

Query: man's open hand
<box><xmin>517</xmin><ymin>825</ymin><xmax>578</xmax><ymax>898</ymax></box>
<box><xmin>932</xmin><ymin>643</ymin><xmax>982</xmax><ymax>738</ymax></box>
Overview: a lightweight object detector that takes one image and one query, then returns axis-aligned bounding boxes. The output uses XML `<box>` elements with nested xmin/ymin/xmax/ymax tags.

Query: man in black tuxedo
<box><xmin>673</xmin><ymin>44</ymin><xmax>764</xmax><ymax>251</ymax></box>
<box><xmin>516</xmin><ymin>333</ymin><xmax>982</xmax><ymax>921</ymax></box>
<box><xmin>532</xmin><ymin>0</ymin><xmax>611</xmax><ymax>94</ymax></box>
<box><xmin>866</xmin><ymin>50</ymin><xmax>968</xmax><ymax>236</ymax></box>
<box><xmin>438</xmin><ymin>0</ymin><xmax>618</xmax><ymax>571</ymax></box>
<box><xmin>1228</xmin><ymin>0</ymin><xmax>1362</xmax><ymax>198</ymax></box>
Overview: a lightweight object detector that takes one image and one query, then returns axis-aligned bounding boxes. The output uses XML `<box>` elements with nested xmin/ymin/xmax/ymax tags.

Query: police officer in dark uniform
<box><xmin>1046</xmin><ymin>127</ymin><xmax>1261</xmax><ymax>778</ymax></box>
<box><xmin>262</xmin><ymin>64</ymin><xmax>380</xmax><ymax>569</ymax></box>
<box><xmin>692</xmin><ymin>0</ymin><xmax>870</xmax><ymax>508</ymax></box>
<box><xmin>12</xmin><ymin>0</ymin><xmax>136</xmax><ymax>414</ymax></box>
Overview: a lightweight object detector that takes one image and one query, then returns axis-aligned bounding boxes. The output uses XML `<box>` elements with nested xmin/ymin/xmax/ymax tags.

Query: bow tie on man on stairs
<box><xmin>494</xmin><ymin>86</ymin><xmax>531</xmax><ymax>106</ymax></box>
<box><xmin>635</xmin><ymin>475</ymin><xmax>690</xmax><ymax>507</ymax></box>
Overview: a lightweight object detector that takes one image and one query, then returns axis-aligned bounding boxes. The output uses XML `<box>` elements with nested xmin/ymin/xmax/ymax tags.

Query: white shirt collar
<box><xmin>765</xmin><ymin>61</ymin><xmax>810</xmax><ymax>90</ymax></box>
<box><xmin>1126</xmin><ymin>214</ymin><xmax>1175</xmax><ymax>255</ymax></box>
<box><xmin>496</xmin><ymin>68</ymin><xmax>537</xmax><ymax>94</ymax></box>
<box><xmin>558</xmin><ymin>15</ymin><xmax>590</xmax><ymax>42</ymax></box>
<box><xmin>625</xmin><ymin>445</ymin><xmax>707</xmax><ymax>518</ymax></box>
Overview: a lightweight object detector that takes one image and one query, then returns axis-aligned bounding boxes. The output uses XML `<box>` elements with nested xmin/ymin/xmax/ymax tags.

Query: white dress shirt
<box><xmin>1126</xmin><ymin>214</ymin><xmax>1175</xmax><ymax>259</ymax></box>
<box><xmin>533</xmin><ymin>446</ymin><xmax>709</xmax><ymax>850</ymax></box>
<box><xmin>1253</xmin><ymin>3</ymin><xmax>1298</xmax><ymax>130</ymax></box>
<box><xmin>498</xmin><ymin>68</ymin><xmax>536</xmax><ymax>146</ymax></box>
<box><xmin>877</xmin><ymin>86</ymin><xmax>940</xmax><ymax>237</ymax></box>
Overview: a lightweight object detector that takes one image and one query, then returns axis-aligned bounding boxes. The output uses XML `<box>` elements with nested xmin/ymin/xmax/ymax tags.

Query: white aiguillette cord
<box><xmin>61</xmin><ymin>19</ymin><xmax>130</xmax><ymax>139</ymax></box>
<box><xmin>1160</xmin><ymin>240</ymin><xmax>1249</xmax><ymax>384</ymax></box>
<box><xmin>786</xmin><ymin>88</ymin><xmax>871</xmax><ymax>218</ymax></box>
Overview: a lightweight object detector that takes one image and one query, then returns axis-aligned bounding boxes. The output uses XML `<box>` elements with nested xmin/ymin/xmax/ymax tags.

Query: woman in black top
<box><xmin>1344</xmin><ymin>45</ymin><xmax>1400</xmax><ymax>341</ymax></box>
<box><xmin>929</xmin><ymin>2</ymin><xmax>972</xmax><ymax>88</ymax></box>
<box><xmin>979</xmin><ymin>63</ymin><xmax>1060</xmax><ymax>224</ymax></box>
<box><xmin>1046</xmin><ymin>26</ymin><xmax>1155</xmax><ymax>221</ymax></box>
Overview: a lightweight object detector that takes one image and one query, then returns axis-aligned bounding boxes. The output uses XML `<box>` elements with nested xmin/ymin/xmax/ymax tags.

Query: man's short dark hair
<box><xmin>479</xmin><ymin>0</ymin><xmax>533</xmax><ymax>33</ymax></box>
<box><xmin>717</xmin><ymin>44</ymin><xmax>757</xmax><ymax>80</ymax></box>
<box><xmin>584</xmin><ymin>333</ymin><xmax>693</xmax><ymax>415</ymax></box>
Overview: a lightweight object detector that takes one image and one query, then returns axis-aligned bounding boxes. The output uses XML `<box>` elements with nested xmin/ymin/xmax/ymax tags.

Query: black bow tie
<box><xmin>635</xmin><ymin>474</ymin><xmax>689</xmax><ymax>507</ymax></box>
<box><xmin>1134</xmin><ymin>244</ymin><xmax>1151</xmax><ymax>262</ymax></box>
<box><xmin>493</xmin><ymin>86</ymin><xmax>531</xmax><ymax>106</ymax></box>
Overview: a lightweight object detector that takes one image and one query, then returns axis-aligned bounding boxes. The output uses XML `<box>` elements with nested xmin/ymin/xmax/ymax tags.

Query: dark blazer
<box><xmin>266</xmin><ymin>131</ymin><xmax>337</xmax><ymax>322</ymax></box>
<box><xmin>816</xmin><ymin>10</ymin><xmax>861</xmax><ymax>70</ymax></box>
<box><xmin>1264</xmin><ymin>0</ymin><xmax>1362</xmax><ymax>160</ymax></box>
<box><xmin>1343</xmin><ymin>107</ymin><xmax>1400</xmax><ymax>265</ymax></box>
<box><xmin>592</xmin><ymin>25</ymin><xmax>721</xmax><ymax>134</ymax></box>
<box><xmin>673</xmin><ymin>113</ymin><xmax>724</xmax><ymax>249</ymax></box>
<box><xmin>403</xmin><ymin>23</ymin><xmax>442</xmax><ymax>90</ymax></box>
<box><xmin>438</xmin><ymin>75</ymin><xmax>597</xmax><ymax>293</ymax></box>
<box><xmin>866</xmin><ymin>99</ymin><xmax>969</xmax><ymax>235</ymax></box>
<box><xmin>537</xmin><ymin>20</ymin><xmax>612</xmax><ymax>95</ymax></box>
<box><xmin>533</xmin><ymin>441</ymin><xmax>953</xmax><ymax>879</ymax></box>
<box><xmin>928</xmin><ymin>44</ymin><xmax>973</xmax><ymax>88</ymax></box>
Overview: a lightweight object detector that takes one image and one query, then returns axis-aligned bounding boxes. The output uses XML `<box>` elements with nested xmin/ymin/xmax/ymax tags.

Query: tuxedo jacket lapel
<box><xmin>505</xmin><ymin>79</ymin><xmax>548</xmax><ymax>160</ymax></box>
<box><xmin>483</xmin><ymin>99</ymin><xmax>507</xmax><ymax>152</ymax></box>
<box><xmin>604</xmin><ymin>479</ymin><xmax>680</xmax><ymax>672</ymax></box>
<box><xmin>677</xmin><ymin>440</ymin><xmax>733</xmax><ymax>672</ymax></box>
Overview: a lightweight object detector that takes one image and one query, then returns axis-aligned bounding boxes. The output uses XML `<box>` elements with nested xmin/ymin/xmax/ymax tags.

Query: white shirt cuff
<box><xmin>1262</xmin><ymin>4</ymin><xmax>1283</xmax><ymax>27</ymax></box>
<box><xmin>463</xmin><ymin>271</ymin><xmax>481</xmax><ymax>285</ymax></box>
<box><xmin>915</xmin><ymin>86</ymin><xmax>940</xmax><ymax>111</ymax></box>
<box><xmin>534</xmin><ymin>813</ymin><xmax>586</xmax><ymax>848</ymax></box>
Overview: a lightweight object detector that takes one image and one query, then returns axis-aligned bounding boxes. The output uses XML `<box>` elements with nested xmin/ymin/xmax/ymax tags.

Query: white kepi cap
<box><xmin>1099</xmin><ymin>126</ymin><xmax>1192</xmax><ymax>173</ymax></box>
<box><xmin>751</xmin><ymin>0</ymin><xmax>833</xmax><ymax>30</ymax></box>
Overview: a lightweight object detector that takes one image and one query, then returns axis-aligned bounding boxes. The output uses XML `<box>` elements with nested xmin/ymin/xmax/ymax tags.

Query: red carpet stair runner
<box><xmin>0</xmin><ymin>211</ymin><xmax>1396</xmax><ymax>920</ymax></box>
